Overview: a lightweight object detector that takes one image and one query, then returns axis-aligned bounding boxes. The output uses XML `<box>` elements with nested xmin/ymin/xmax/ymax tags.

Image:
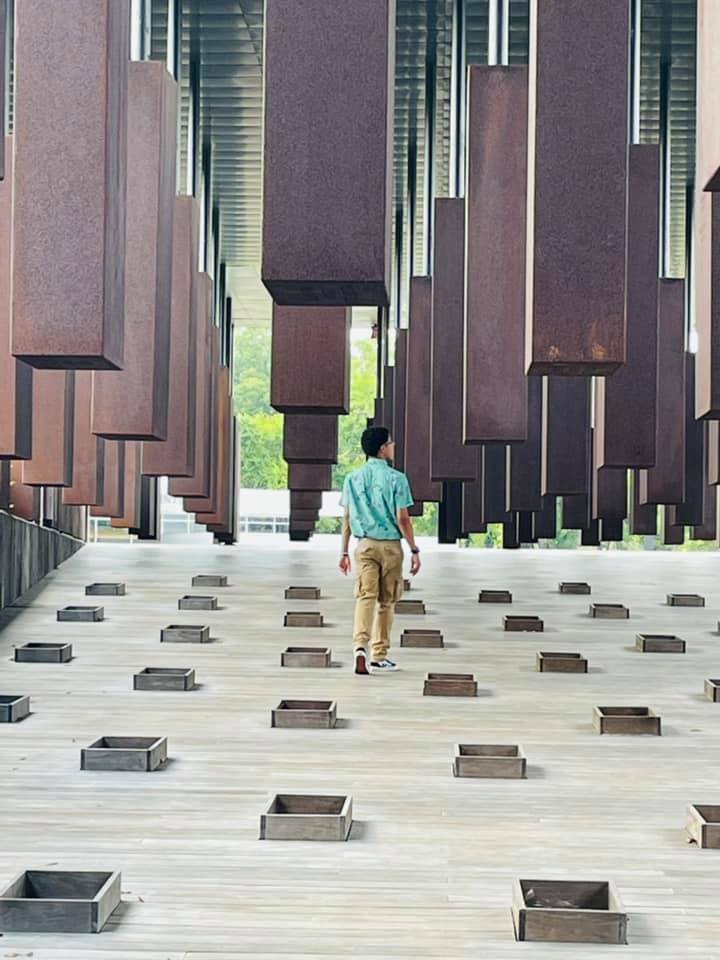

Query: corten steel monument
<box><xmin>0</xmin><ymin>0</ymin><xmax>718</xmax><ymax>561</ymax></box>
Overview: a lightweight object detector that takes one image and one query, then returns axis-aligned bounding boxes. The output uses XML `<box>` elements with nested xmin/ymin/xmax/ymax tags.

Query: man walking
<box><xmin>339</xmin><ymin>426</ymin><xmax>421</xmax><ymax>675</ymax></box>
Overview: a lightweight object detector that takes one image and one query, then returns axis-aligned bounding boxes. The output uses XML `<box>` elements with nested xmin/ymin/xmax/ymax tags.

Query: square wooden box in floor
<box><xmin>285</xmin><ymin>586</ymin><xmax>321</xmax><ymax>600</ymax></box>
<box><xmin>453</xmin><ymin>744</ymin><xmax>526</xmax><ymax>778</ymax></box>
<box><xmin>423</xmin><ymin>673</ymin><xmax>477</xmax><ymax>697</ymax></box>
<box><xmin>536</xmin><ymin>651</ymin><xmax>587</xmax><ymax>673</ymax></box>
<box><xmin>284</xmin><ymin>611</ymin><xmax>324</xmax><ymax>627</ymax></box>
<box><xmin>0</xmin><ymin>870</ymin><xmax>121</xmax><ymax>933</ymax></box>
<box><xmin>593</xmin><ymin>706</ymin><xmax>661</xmax><ymax>735</ymax></box>
<box><xmin>512</xmin><ymin>878</ymin><xmax>627</xmax><ymax>943</ymax></box>
<box><xmin>260</xmin><ymin>794</ymin><xmax>352</xmax><ymax>841</ymax></box>
<box><xmin>686</xmin><ymin>804</ymin><xmax>720</xmax><ymax>848</ymax></box>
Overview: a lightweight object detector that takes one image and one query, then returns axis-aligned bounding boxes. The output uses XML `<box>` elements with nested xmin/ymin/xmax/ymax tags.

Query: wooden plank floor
<box><xmin>1</xmin><ymin>537</ymin><xmax>720</xmax><ymax>957</ymax></box>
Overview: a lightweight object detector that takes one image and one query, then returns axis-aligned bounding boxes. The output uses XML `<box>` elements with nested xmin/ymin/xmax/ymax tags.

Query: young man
<box><xmin>339</xmin><ymin>426</ymin><xmax>421</xmax><ymax>675</ymax></box>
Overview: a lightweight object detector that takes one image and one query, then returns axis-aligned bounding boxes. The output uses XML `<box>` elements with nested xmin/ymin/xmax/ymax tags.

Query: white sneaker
<box><xmin>370</xmin><ymin>658</ymin><xmax>398</xmax><ymax>673</ymax></box>
<box><xmin>354</xmin><ymin>648</ymin><xmax>369</xmax><ymax>675</ymax></box>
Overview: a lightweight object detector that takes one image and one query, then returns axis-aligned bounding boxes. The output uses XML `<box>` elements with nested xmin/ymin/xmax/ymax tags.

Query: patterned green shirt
<box><xmin>340</xmin><ymin>458</ymin><xmax>414</xmax><ymax>540</ymax></box>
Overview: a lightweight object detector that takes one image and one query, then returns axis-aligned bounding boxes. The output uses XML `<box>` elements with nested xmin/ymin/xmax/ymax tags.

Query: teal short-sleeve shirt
<box><xmin>340</xmin><ymin>458</ymin><xmax>414</xmax><ymax>540</ymax></box>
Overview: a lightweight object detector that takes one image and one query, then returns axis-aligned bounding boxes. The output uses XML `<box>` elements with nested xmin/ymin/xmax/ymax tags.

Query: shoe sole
<box><xmin>354</xmin><ymin>651</ymin><xmax>369</xmax><ymax>675</ymax></box>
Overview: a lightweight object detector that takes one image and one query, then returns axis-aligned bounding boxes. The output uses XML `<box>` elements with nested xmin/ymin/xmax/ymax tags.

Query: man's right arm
<box><xmin>397</xmin><ymin>508</ymin><xmax>421</xmax><ymax>575</ymax></box>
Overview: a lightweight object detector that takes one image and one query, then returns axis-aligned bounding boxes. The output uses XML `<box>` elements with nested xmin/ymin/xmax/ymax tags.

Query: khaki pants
<box><xmin>352</xmin><ymin>538</ymin><xmax>404</xmax><ymax>660</ymax></box>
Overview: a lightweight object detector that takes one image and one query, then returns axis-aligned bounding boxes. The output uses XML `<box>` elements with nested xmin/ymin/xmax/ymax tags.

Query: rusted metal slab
<box><xmin>90</xmin><ymin>440</ymin><xmax>125</xmax><ymax>518</ymax></box>
<box><xmin>110</xmin><ymin>441</ymin><xmax>142</xmax><ymax>529</ymax></box>
<box><xmin>12</xmin><ymin>0</ymin><xmax>129</xmax><ymax>368</ymax></box>
<box><xmin>562</xmin><ymin>495</ymin><xmax>591</xmax><ymax>531</ymax></box>
<box><xmin>261</xmin><ymin>0</ymin><xmax>393</xmax><ymax>306</ymax></box>
<box><xmin>506</xmin><ymin>376</ymin><xmax>542</xmax><ymax>512</ymax></box>
<box><xmin>532</xmin><ymin>494</ymin><xmax>557</xmax><ymax>539</ymax></box>
<box><xmin>525</xmin><ymin>0</ymin><xmax>629</xmax><ymax>375</ymax></box>
<box><xmin>697</xmin><ymin>0</ymin><xmax>720</xmax><ymax>192</ymax></box>
<box><xmin>288</xmin><ymin>462</ymin><xmax>333</xmax><ymax>491</ymax></box>
<box><xmin>8</xmin><ymin>462</ymin><xmax>40</xmax><ymax>520</ymax></box>
<box><xmin>0</xmin><ymin>137</ymin><xmax>32</xmax><ymax>460</ymax></box>
<box><xmin>541</xmin><ymin>376</ymin><xmax>590</xmax><ymax>495</ymax></box>
<box><xmin>195</xmin><ymin>370</ymin><xmax>233</xmax><ymax>526</ymax></box>
<box><xmin>663</xmin><ymin>507</ymin><xmax>685</xmax><ymax>546</ymax></box>
<box><xmin>592</xmin><ymin>465</ymin><xmax>628</xmax><ymax>522</ymax></box>
<box><xmin>431</xmin><ymin>198</ymin><xmax>476</xmax><ymax>480</ymax></box>
<box><xmin>92</xmin><ymin>62</ymin><xmax>177</xmax><ymax>439</ymax></box>
<box><xmin>638</xmin><ymin>281</ymin><xmax>686</xmax><ymax>505</ymax></box>
<box><xmin>290</xmin><ymin>490</ymin><xmax>322</xmax><ymax>511</ymax></box>
<box><xmin>283</xmin><ymin>415</ymin><xmax>338</xmax><ymax>464</ymax></box>
<box><xmin>461</xmin><ymin>474</ymin><xmax>486</xmax><ymax>535</ymax></box>
<box><xmin>168</xmin><ymin>276</ymin><xmax>214</xmax><ymax>499</ymax></box>
<box><xmin>629</xmin><ymin>471</ymin><xmax>657</xmax><ymax>536</ymax></box>
<box><xmin>405</xmin><ymin>277</ymin><xmax>441</xmax><ymax>502</ymax></box>
<box><xmin>595</xmin><ymin>145</ymin><xmax>660</xmax><ymax>467</ymax></box>
<box><xmin>271</xmin><ymin>305</ymin><xmax>350</xmax><ymax>414</ymax></box>
<box><xmin>142</xmin><ymin>196</ymin><xmax>200</xmax><ymax>477</ymax></box>
<box><xmin>481</xmin><ymin>444</ymin><xmax>511</xmax><ymax>524</ymax></box>
<box><xmin>393</xmin><ymin>329</ymin><xmax>408</xmax><ymax>472</ymax></box>
<box><xmin>62</xmin><ymin>372</ymin><xmax>105</xmax><ymax>506</ymax></box>
<box><xmin>464</xmin><ymin>65</ymin><xmax>528</xmax><ymax>442</ymax></box>
<box><xmin>674</xmin><ymin>353</ymin><xmax>705</xmax><ymax>526</ymax></box>
<box><xmin>694</xmin><ymin>191</ymin><xmax>720</xmax><ymax>418</ymax></box>
<box><xmin>22</xmin><ymin>372</ymin><xmax>75</xmax><ymax>486</ymax></box>
<box><xmin>708</xmin><ymin>421</ymin><xmax>720</xmax><ymax>485</ymax></box>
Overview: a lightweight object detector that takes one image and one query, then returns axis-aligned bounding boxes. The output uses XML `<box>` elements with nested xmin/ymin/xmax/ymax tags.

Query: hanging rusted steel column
<box><xmin>283</xmin><ymin>415</ymin><xmax>338</xmax><ymax>464</ymax></box>
<box><xmin>525</xmin><ymin>0</ymin><xmax>629</xmax><ymax>375</ymax></box>
<box><xmin>592</xmin><ymin>465</ymin><xmax>628</xmax><ymax>522</ymax></box>
<box><xmin>110</xmin><ymin>441</ymin><xmax>142</xmax><ymax>529</ymax></box>
<box><xmin>708</xmin><ymin>421</ymin><xmax>720</xmax><ymax>484</ymax></box>
<box><xmin>168</xmin><ymin>275</ymin><xmax>214</xmax><ymax>500</ymax></box>
<box><xmin>393</xmin><ymin>329</ymin><xmax>408</xmax><ymax>473</ymax></box>
<box><xmin>262</xmin><ymin>0</ymin><xmax>393</xmax><ymax>305</ymax></box>
<box><xmin>461</xmin><ymin>475</ymin><xmax>486</xmax><ymax>535</ymax></box>
<box><xmin>697</xmin><ymin>0</ymin><xmax>720</xmax><ymax>192</ymax></box>
<box><xmin>288</xmin><ymin>463</ymin><xmax>333</xmax><ymax>491</ymax></box>
<box><xmin>464</xmin><ymin>65</ymin><xmax>528</xmax><ymax>443</ymax></box>
<box><xmin>0</xmin><ymin>137</ymin><xmax>32</xmax><ymax>460</ymax></box>
<box><xmin>506</xmin><ymin>376</ymin><xmax>542</xmax><ymax>512</ymax></box>
<box><xmin>673</xmin><ymin>353</ymin><xmax>705</xmax><ymax>525</ymax></box>
<box><xmin>431</xmin><ymin>198</ymin><xmax>476</xmax><ymax>480</ymax></box>
<box><xmin>541</xmin><ymin>377</ymin><xmax>590</xmax><ymax>495</ymax></box>
<box><xmin>8</xmin><ymin>462</ymin><xmax>40</xmax><ymax>521</ymax></box>
<box><xmin>22</xmin><ymin>372</ymin><xmax>75</xmax><ymax>486</ymax></box>
<box><xmin>62</xmin><ymin>372</ymin><xmax>105</xmax><ymax>506</ymax></box>
<box><xmin>90</xmin><ymin>441</ymin><xmax>125</xmax><ymax>519</ymax></box>
<box><xmin>271</xmin><ymin>306</ymin><xmax>350</xmax><ymax>415</ymax></box>
<box><xmin>142</xmin><ymin>196</ymin><xmax>200</xmax><ymax>477</ymax></box>
<box><xmin>629</xmin><ymin>471</ymin><xmax>657</xmax><ymax>535</ymax></box>
<box><xmin>532</xmin><ymin>495</ymin><xmax>557</xmax><ymax>540</ymax></box>
<box><xmin>405</xmin><ymin>277</ymin><xmax>441</xmax><ymax>502</ymax></box>
<box><xmin>694</xmin><ymin>192</ymin><xmax>720</xmax><ymax>418</ymax></box>
<box><xmin>595</xmin><ymin>145</ymin><xmax>661</xmax><ymax>467</ymax></box>
<box><xmin>663</xmin><ymin>506</ymin><xmax>685</xmax><ymax>545</ymax></box>
<box><xmin>12</xmin><ymin>0</ymin><xmax>130</xmax><ymax>368</ymax></box>
<box><xmin>92</xmin><ymin>60</ymin><xmax>177</xmax><ymax>439</ymax></box>
<box><xmin>638</xmin><ymin>280</ymin><xmax>686</xmax><ymax>504</ymax></box>
<box><xmin>481</xmin><ymin>444</ymin><xmax>511</xmax><ymax>524</ymax></box>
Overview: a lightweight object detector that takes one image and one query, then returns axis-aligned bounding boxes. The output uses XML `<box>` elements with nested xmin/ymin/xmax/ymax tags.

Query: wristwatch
<box><xmin>411</xmin><ymin>547</ymin><xmax>420</xmax><ymax>555</ymax></box>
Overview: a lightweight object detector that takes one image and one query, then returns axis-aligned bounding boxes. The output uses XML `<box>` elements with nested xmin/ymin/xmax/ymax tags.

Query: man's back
<box><xmin>341</xmin><ymin>458</ymin><xmax>414</xmax><ymax>541</ymax></box>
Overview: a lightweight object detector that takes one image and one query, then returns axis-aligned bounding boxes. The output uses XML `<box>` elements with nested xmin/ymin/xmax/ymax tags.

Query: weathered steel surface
<box><xmin>0</xmin><ymin>137</ymin><xmax>32</xmax><ymax>459</ymax></box>
<box><xmin>22</xmin><ymin>372</ymin><xmax>75</xmax><ymax>486</ymax></box>
<box><xmin>62</xmin><ymin>372</ymin><xmax>105</xmax><ymax>506</ymax></box>
<box><xmin>629</xmin><ymin>471</ymin><xmax>657</xmax><ymax>535</ymax></box>
<box><xmin>693</xmin><ymin>480</ymin><xmax>718</xmax><ymax>541</ymax></box>
<box><xmin>288</xmin><ymin>463</ymin><xmax>333</xmax><ymax>491</ymax></box>
<box><xmin>290</xmin><ymin>490</ymin><xmax>322</xmax><ymax>511</ymax></box>
<box><xmin>532</xmin><ymin>494</ymin><xmax>557</xmax><ymax>539</ymax></box>
<box><xmin>502</xmin><ymin>514</ymin><xmax>520</xmax><ymax>549</ymax></box>
<box><xmin>595</xmin><ymin>145</ymin><xmax>660</xmax><ymax>467</ymax></box>
<box><xmin>381</xmin><ymin>365</ymin><xmax>395</xmax><ymax>436</ymax></box>
<box><xmin>93</xmin><ymin>63</ymin><xmax>176</xmax><ymax>439</ymax></box>
<box><xmin>262</xmin><ymin>0</ymin><xmax>393</xmax><ymax>306</ymax></box>
<box><xmin>525</xmin><ymin>0</ymin><xmax>629</xmax><ymax>375</ymax></box>
<box><xmin>142</xmin><ymin>197</ymin><xmax>200</xmax><ymax>477</ymax></box>
<box><xmin>0</xmin><ymin>0</ymin><xmax>5</xmax><ymax>180</ymax></box>
<box><xmin>431</xmin><ymin>198</ymin><xmax>475</xmax><ymax>480</ymax></box>
<box><xmin>168</xmin><ymin>277</ymin><xmax>214</xmax><ymax>499</ymax></box>
<box><xmin>271</xmin><ymin>306</ymin><xmax>350</xmax><ymax>414</ymax></box>
<box><xmin>110</xmin><ymin>441</ymin><xmax>141</xmax><ymax>529</ymax></box>
<box><xmin>541</xmin><ymin>376</ymin><xmax>590</xmax><ymax>495</ymax></box>
<box><xmin>283</xmin><ymin>415</ymin><xmax>338</xmax><ymax>464</ymax></box>
<box><xmin>580</xmin><ymin>520</ymin><xmax>601</xmax><ymax>546</ymax></box>
<box><xmin>482</xmin><ymin>444</ymin><xmax>511</xmax><ymax>524</ymax></box>
<box><xmin>708</xmin><ymin>421</ymin><xmax>720</xmax><ymax>484</ymax></box>
<box><xmin>393</xmin><ymin>329</ymin><xmax>408</xmax><ymax>473</ymax></box>
<box><xmin>638</xmin><ymin>281</ymin><xmax>686</xmax><ymax>505</ymax></box>
<box><xmin>591</xmin><ymin>432</ymin><xmax>628</xmax><ymax>521</ymax></box>
<box><xmin>405</xmin><ymin>278</ymin><xmax>441</xmax><ymax>502</ymax></box>
<box><xmin>674</xmin><ymin>354</ymin><xmax>705</xmax><ymax>526</ymax></box>
<box><xmin>438</xmin><ymin>482</ymin><xmax>463</xmax><ymax>544</ymax></box>
<box><xmin>694</xmin><ymin>191</ymin><xmax>720</xmax><ymax>418</ymax></box>
<box><xmin>697</xmin><ymin>0</ymin><xmax>720</xmax><ymax>192</ymax></box>
<box><xmin>663</xmin><ymin>506</ymin><xmax>685</xmax><ymax>545</ymax></box>
<box><xmin>195</xmin><ymin>370</ymin><xmax>233</xmax><ymax>528</ymax></box>
<box><xmin>464</xmin><ymin>66</ymin><xmax>528</xmax><ymax>442</ymax></box>
<box><xmin>461</xmin><ymin>474</ymin><xmax>486</xmax><ymax>534</ymax></box>
<box><xmin>506</xmin><ymin>376</ymin><xmax>542</xmax><ymax>512</ymax></box>
<box><xmin>562</xmin><ymin>495</ymin><xmax>590</xmax><ymax>531</ymax></box>
<box><xmin>90</xmin><ymin>441</ymin><xmax>125</xmax><ymax>518</ymax></box>
<box><xmin>12</xmin><ymin>0</ymin><xmax>129</xmax><ymax>368</ymax></box>
<box><xmin>8</xmin><ymin>462</ymin><xmax>40</xmax><ymax>521</ymax></box>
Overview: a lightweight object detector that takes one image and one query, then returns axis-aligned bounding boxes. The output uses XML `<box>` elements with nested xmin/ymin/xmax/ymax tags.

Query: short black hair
<box><xmin>361</xmin><ymin>426</ymin><xmax>390</xmax><ymax>458</ymax></box>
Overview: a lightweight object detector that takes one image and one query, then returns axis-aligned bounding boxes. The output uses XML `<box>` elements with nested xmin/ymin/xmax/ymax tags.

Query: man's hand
<box><xmin>339</xmin><ymin>554</ymin><xmax>351</xmax><ymax>576</ymax></box>
<box><xmin>410</xmin><ymin>553</ymin><xmax>421</xmax><ymax>576</ymax></box>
